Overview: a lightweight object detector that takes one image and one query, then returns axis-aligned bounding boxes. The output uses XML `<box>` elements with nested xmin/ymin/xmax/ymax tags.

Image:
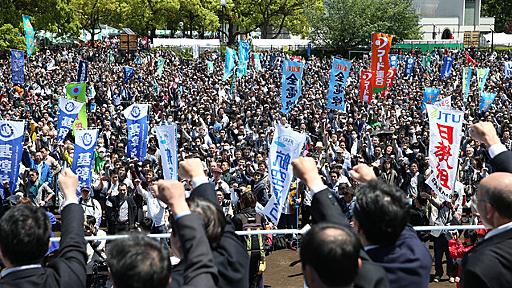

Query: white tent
<box><xmin>482</xmin><ymin>32</ymin><xmax>512</xmax><ymax>47</ymax></box>
<box><xmin>252</xmin><ymin>39</ymin><xmax>310</xmax><ymax>50</ymax></box>
<box><xmin>151</xmin><ymin>38</ymin><xmax>221</xmax><ymax>48</ymax></box>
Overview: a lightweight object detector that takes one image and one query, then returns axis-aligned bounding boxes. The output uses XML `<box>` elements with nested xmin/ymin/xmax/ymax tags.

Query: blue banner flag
<box><xmin>123</xmin><ymin>104</ymin><xmax>150</xmax><ymax>161</ymax></box>
<box><xmin>254</xmin><ymin>53</ymin><xmax>262</xmax><ymax>72</ymax></box>
<box><xmin>207</xmin><ymin>61</ymin><xmax>214</xmax><ymax>75</ymax></box>
<box><xmin>77</xmin><ymin>60</ymin><xmax>88</xmax><ymax>82</ymax></box>
<box><xmin>477</xmin><ymin>68</ymin><xmax>490</xmax><ymax>92</ymax></box>
<box><xmin>422</xmin><ymin>87</ymin><xmax>441</xmax><ymax>112</ymax></box>
<box><xmin>327</xmin><ymin>58</ymin><xmax>352</xmax><ymax>111</ymax></box>
<box><xmin>404</xmin><ymin>57</ymin><xmax>415</xmax><ymax>77</ymax></box>
<box><xmin>11</xmin><ymin>50</ymin><xmax>25</xmax><ymax>85</ymax></box>
<box><xmin>22</xmin><ymin>15</ymin><xmax>35</xmax><ymax>56</ymax></box>
<box><xmin>223</xmin><ymin>47</ymin><xmax>236</xmax><ymax>80</ymax></box>
<box><xmin>389</xmin><ymin>54</ymin><xmax>398</xmax><ymax>68</ymax></box>
<box><xmin>123</xmin><ymin>66</ymin><xmax>135</xmax><ymax>83</ymax></box>
<box><xmin>156</xmin><ymin>124</ymin><xmax>178</xmax><ymax>180</ymax></box>
<box><xmin>463</xmin><ymin>67</ymin><xmax>472</xmax><ymax>102</ymax></box>
<box><xmin>281</xmin><ymin>60</ymin><xmax>304</xmax><ymax>114</ymax></box>
<box><xmin>57</xmin><ymin>98</ymin><xmax>84</xmax><ymax>143</ymax></box>
<box><xmin>72</xmin><ymin>129</ymin><xmax>98</xmax><ymax>194</ymax></box>
<box><xmin>440</xmin><ymin>56</ymin><xmax>454</xmax><ymax>79</ymax></box>
<box><xmin>480</xmin><ymin>92</ymin><xmax>496</xmax><ymax>113</ymax></box>
<box><xmin>0</xmin><ymin>120</ymin><xmax>25</xmax><ymax>198</ymax></box>
<box><xmin>306</xmin><ymin>43</ymin><xmax>312</xmax><ymax>58</ymax></box>
<box><xmin>237</xmin><ymin>40</ymin><xmax>250</xmax><ymax>78</ymax></box>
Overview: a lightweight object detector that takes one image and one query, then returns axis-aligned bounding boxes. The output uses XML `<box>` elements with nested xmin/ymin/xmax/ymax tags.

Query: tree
<box><xmin>307</xmin><ymin>0</ymin><xmax>420</xmax><ymax>53</ymax></box>
<box><xmin>482</xmin><ymin>0</ymin><xmax>512</xmax><ymax>33</ymax></box>
<box><xmin>0</xmin><ymin>24</ymin><xmax>25</xmax><ymax>52</ymax></box>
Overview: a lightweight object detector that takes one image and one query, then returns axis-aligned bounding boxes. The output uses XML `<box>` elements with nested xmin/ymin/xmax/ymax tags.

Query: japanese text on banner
<box><xmin>0</xmin><ymin>120</ymin><xmax>25</xmax><ymax>198</ymax></box>
<box><xmin>327</xmin><ymin>58</ymin><xmax>352</xmax><ymax>111</ymax></box>
<box><xmin>72</xmin><ymin>129</ymin><xmax>98</xmax><ymax>194</ymax></box>
<box><xmin>156</xmin><ymin>124</ymin><xmax>178</xmax><ymax>180</ymax></box>
<box><xmin>281</xmin><ymin>60</ymin><xmax>304</xmax><ymax>114</ymax></box>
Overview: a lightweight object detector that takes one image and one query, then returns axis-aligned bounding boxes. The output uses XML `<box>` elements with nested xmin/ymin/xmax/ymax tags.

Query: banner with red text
<box><xmin>371</xmin><ymin>32</ymin><xmax>393</xmax><ymax>92</ymax></box>
<box><xmin>359</xmin><ymin>70</ymin><xmax>374</xmax><ymax>102</ymax></box>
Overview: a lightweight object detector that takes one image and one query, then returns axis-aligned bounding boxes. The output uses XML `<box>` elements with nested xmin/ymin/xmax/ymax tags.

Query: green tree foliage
<box><xmin>308</xmin><ymin>0</ymin><xmax>420</xmax><ymax>53</ymax></box>
<box><xmin>0</xmin><ymin>24</ymin><xmax>25</xmax><ymax>52</ymax></box>
<box><xmin>482</xmin><ymin>0</ymin><xmax>512</xmax><ymax>33</ymax></box>
<box><xmin>177</xmin><ymin>0</ymin><xmax>219</xmax><ymax>38</ymax></box>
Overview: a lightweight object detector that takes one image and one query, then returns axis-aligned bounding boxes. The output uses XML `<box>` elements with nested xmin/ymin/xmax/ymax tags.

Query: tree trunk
<box><xmin>228</xmin><ymin>21</ymin><xmax>236</xmax><ymax>45</ymax></box>
<box><xmin>189</xmin><ymin>13</ymin><xmax>194</xmax><ymax>38</ymax></box>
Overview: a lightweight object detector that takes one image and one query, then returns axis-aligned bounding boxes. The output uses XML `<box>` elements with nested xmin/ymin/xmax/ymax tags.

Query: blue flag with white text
<box><xmin>223</xmin><ymin>47</ymin><xmax>236</xmax><ymax>80</ymax></box>
<box><xmin>156</xmin><ymin>124</ymin><xmax>178</xmax><ymax>180</ymax></box>
<box><xmin>77</xmin><ymin>60</ymin><xmax>88</xmax><ymax>82</ymax></box>
<box><xmin>72</xmin><ymin>129</ymin><xmax>98</xmax><ymax>194</ymax></box>
<box><xmin>281</xmin><ymin>60</ymin><xmax>304</xmax><ymax>114</ymax></box>
<box><xmin>237</xmin><ymin>40</ymin><xmax>250</xmax><ymax>78</ymax></box>
<box><xmin>404</xmin><ymin>57</ymin><xmax>415</xmax><ymax>77</ymax></box>
<box><xmin>0</xmin><ymin>120</ymin><xmax>25</xmax><ymax>198</ymax></box>
<box><xmin>440</xmin><ymin>56</ymin><xmax>454</xmax><ymax>79</ymax></box>
<box><xmin>389</xmin><ymin>54</ymin><xmax>398</xmax><ymax>69</ymax></box>
<box><xmin>327</xmin><ymin>58</ymin><xmax>352</xmax><ymax>111</ymax></box>
<box><xmin>123</xmin><ymin>104</ymin><xmax>150</xmax><ymax>161</ymax></box>
<box><xmin>422</xmin><ymin>87</ymin><xmax>441</xmax><ymax>112</ymax></box>
<box><xmin>11</xmin><ymin>50</ymin><xmax>25</xmax><ymax>85</ymax></box>
<box><xmin>123</xmin><ymin>66</ymin><xmax>135</xmax><ymax>83</ymax></box>
<box><xmin>480</xmin><ymin>92</ymin><xmax>496</xmax><ymax>113</ymax></box>
<box><xmin>57</xmin><ymin>98</ymin><xmax>84</xmax><ymax>143</ymax></box>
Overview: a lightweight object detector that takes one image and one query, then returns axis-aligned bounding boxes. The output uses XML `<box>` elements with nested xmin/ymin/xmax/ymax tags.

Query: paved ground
<box><xmin>264</xmin><ymin>249</ymin><xmax>456</xmax><ymax>288</ymax></box>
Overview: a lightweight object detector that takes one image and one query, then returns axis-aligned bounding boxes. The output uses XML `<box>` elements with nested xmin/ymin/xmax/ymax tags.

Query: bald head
<box><xmin>478</xmin><ymin>172</ymin><xmax>512</xmax><ymax>223</ymax></box>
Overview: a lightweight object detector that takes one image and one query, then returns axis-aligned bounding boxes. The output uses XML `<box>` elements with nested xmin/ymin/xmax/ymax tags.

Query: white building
<box><xmin>413</xmin><ymin>0</ymin><xmax>494</xmax><ymax>41</ymax></box>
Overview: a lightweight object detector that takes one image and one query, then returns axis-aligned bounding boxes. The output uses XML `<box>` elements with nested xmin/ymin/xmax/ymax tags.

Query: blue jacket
<box><xmin>22</xmin><ymin>149</ymin><xmax>53</xmax><ymax>186</ymax></box>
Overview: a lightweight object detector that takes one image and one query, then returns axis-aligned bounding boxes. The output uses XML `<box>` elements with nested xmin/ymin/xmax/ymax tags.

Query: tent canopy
<box><xmin>482</xmin><ymin>32</ymin><xmax>512</xmax><ymax>46</ymax></box>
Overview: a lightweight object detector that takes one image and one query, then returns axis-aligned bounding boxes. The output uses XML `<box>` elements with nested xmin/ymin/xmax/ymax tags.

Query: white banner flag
<box><xmin>156</xmin><ymin>124</ymin><xmax>178</xmax><ymax>180</ymax></box>
<box><xmin>426</xmin><ymin>104</ymin><xmax>464</xmax><ymax>201</ymax></box>
<box><xmin>435</xmin><ymin>96</ymin><xmax>451</xmax><ymax>108</ymax></box>
<box><xmin>263</xmin><ymin>125</ymin><xmax>306</xmax><ymax>225</ymax></box>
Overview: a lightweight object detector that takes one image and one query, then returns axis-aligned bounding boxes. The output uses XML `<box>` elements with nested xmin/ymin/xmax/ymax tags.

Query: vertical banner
<box><xmin>281</xmin><ymin>60</ymin><xmax>304</xmax><ymax>114</ymax></box>
<box><xmin>479</xmin><ymin>92</ymin><xmax>497</xmax><ymax>113</ymax></box>
<box><xmin>404</xmin><ymin>57</ymin><xmax>415</xmax><ymax>77</ymax></box>
<box><xmin>504</xmin><ymin>62</ymin><xmax>512</xmax><ymax>78</ymax></box>
<box><xmin>327</xmin><ymin>58</ymin><xmax>352</xmax><ymax>111</ymax></box>
<box><xmin>123</xmin><ymin>66</ymin><xmax>135</xmax><ymax>83</ymax></box>
<box><xmin>156</xmin><ymin>57</ymin><xmax>166</xmax><ymax>76</ymax></box>
<box><xmin>263</xmin><ymin>125</ymin><xmax>306</xmax><ymax>225</ymax></box>
<box><xmin>207</xmin><ymin>61</ymin><xmax>214</xmax><ymax>75</ymax></box>
<box><xmin>57</xmin><ymin>98</ymin><xmax>84</xmax><ymax>143</ymax></box>
<box><xmin>22</xmin><ymin>15</ymin><xmax>35</xmax><ymax>56</ymax></box>
<box><xmin>381</xmin><ymin>68</ymin><xmax>397</xmax><ymax>98</ymax></box>
<box><xmin>237</xmin><ymin>40</ymin><xmax>250</xmax><ymax>77</ymax></box>
<box><xmin>462</xmin><ymin>67</ymin><xmax>472</xmax><ymax>102</ymax></box>
<box><xmin>440</xmin><ymin>56</ymin><xmax>454</xmax><ymax>79</ymax></box>
<box><xmin>421</xmin><ymin>87</ymin><xmax>441</xmax><ymax>112</ymax></box>
<box><xmin>306</xmin><ymin>42</ymin><xmax>312</xmax><ymax>58</ymax></box>
<box><xmin>421</xmin><ymin>54</ymin><xmax>432</xmax><ymax>69</ymax></box>
<box><xmin>359</xmin><ymin>70</ymin><xmax>374</xmax><ymax>102</ymax></box>
<box><xmin>389</xmin><ymin>54</ymin><xmax>398</xmax><ymax>69</ymax></box>
<box><xmin>426</xmin><ymin>105</ymin><xmax>464</xmax><ymax>201</ymax></box>
<box><xmin>66</xmin><ymin>83</ymin><xmax>88</xmax><ymax>130</ymax></box>
<box><xmin>72</xmin><ymin>129</ymin><xmax>98</xmax><ymax>194</ymax></box>
<box><xmin>254</xmin><ymin>53</ymin><xmax>262</xmax><ymax>71</ymax></box>
<box><xmin>223</xmin><ymin>47</ymin><xmax>236</xmax><ymax>80</ymax></box>
<box><xmin>77</xmin><ymin>60</ymin><xmax>88</xmax><ymax>82</ymax></box>
<box><xmin>370</xmin><ymin>32</ymin><xmax>393</xmax><ymax>92</ymax></box>
<box><xmin>0</xmin><ymin>120</ymin><xmax>25</xmax><ymax>198</ymax></box>
<box><xmin>123</xmin><ymin>104</ymin><xmax>150</xmax><ymax>161</ymax></box>
<box><xmin>156</xmin><ymin>124</ymin><xmax>178</xmax><ymax>180</ymax></box>
<box><xmin>192</xmin><ymin>45</ymin><xmax>199</xmax><ymax>59</ymax></box>
<box><xmin>477</xmin><ymin>68</ymin><xmax>490</xmax><ymax>92</ymax></box>
<box><xmin>11</xmin><ymin>50</ymin><xmax>25</xmax><ymax>85</ymax></box>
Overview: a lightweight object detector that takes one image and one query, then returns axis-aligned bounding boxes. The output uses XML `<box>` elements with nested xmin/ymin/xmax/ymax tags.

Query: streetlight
<box><xmin>220</xmin><ymin>0</ymin><xmax>226</xmax><ymax>42</ymax></box>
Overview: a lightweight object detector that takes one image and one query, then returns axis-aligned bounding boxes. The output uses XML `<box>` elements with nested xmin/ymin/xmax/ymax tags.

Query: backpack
<box><xmin>239</xmin><ymin>212</ymin><xmax>267</xmax><ymax>274</ymax></box>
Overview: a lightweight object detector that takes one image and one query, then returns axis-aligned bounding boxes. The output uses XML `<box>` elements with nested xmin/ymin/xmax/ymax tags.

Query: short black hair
<box><xmin>300</xmin><ymin>224</ymin><xmax>361</xmax><ymax>287</ymax></box>
<box><xmin>353</xmin><ymin>180</ymin><xmax>407</xmax><ymax>246</ymax></box>
<box><xmin>0</xmin><ymin>205</ymin><xmax>50</xmax><ymax>265</ymax></box>
<box><xmin>187</xmin><ymin>197</ymin><xmax>226</xmax><ymax>248</ymax></box>
<box><xmin>107</xmin><ymin>234</ymin><xmax>170</xmax><ymax>288</ymax></box>
<box><xmin>480</xmin><ymin>184</ymin><xmax>512</xmax><ymax>220</ymax></box>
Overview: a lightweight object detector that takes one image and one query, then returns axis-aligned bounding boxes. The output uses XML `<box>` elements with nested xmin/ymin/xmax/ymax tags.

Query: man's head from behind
<box><xmin>107</xmin><ymin>235</ymin><xmax>170</xmax><ymax>288</ymax></box>
<box><xmin>300</xmin><ymin>224</ymin><xmax>361</xmax><ymax>288</ymax></box>
<box><xmin>477</xmin><ymin>172</ymin><xmax>512</xmax><ymax>229</ymax></box>
<box><xmin>0</xmin><ymin>205</ymin><xmax>50</xmax><ymax>267</ymax></box>
<box><xmin>353</xmin><ymin>180</ymin><xmax>407</xmax><ymax>246</ymax></box>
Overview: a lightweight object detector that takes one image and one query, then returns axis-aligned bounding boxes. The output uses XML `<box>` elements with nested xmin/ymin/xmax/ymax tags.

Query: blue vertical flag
<box><xmin>123</xmin><ymin>104</ymin><xmax>150</xmax><ymax>161</ymax></box>
<box><xmin>207</xmin><ymin>61</ymin><xmax>214</xmax><ymax>75</ymax></box>
<box><xmin>0</xmin><ymin>120</ymin><xmax>25</xmax><ymax>198</ymax></box>
<box><xmin>22</xmin><ymin>15</ymin><xmax>35</xmax><ymax>56</ymax></box>
<box><xmin>281</xmin><ymin>60</ymin><xmax>304</xmax><ymax>114</ymax></box>
<box><xmin>480</xmin><ymin>92</ymin><xmax>496</xmax><ymax>113</ymax></box>
<box><xmin>72</xmin><ymin>129</ymin><xmax>98</xmax><ymax>194</ymax></box>
<box><xmin>389</xmin><ymin>54</ymin><xmax>398</xmax><ymax>68</ymax></box>
<box><xmin>237</xmin><ymin>40</ymin><xmax>250</xmax><ymax>77</ymax></box>
<box><xmin>77</xmin><ymin>60</ymin><xmax>88</xmax><ymax>82</ymax></box>
<box><xmin>404</xmin><ymin>57</ymin><xmax>415</xmax><ymax>77</ymax></box>
<box><xmin>123</xmin><ymin>66</ymin><xmax>135</xmax><ymax>83</ymax></box>
<box><xmin>11</xmin><ymin>50</ymin><xmax>25</xmax><ymax>85</ymax></box>
<box><xmin>223</xmin><ymin>47</ymin><xmax>236</xmax><ymax>80</ymax></box>
<box><xmin>327</xmin><ymin>58</ymin><xmax>352</xmax><ymax>111</ymax></box>
<box><xmin>254</xmin><ymin>53</ymin><xmax>262</xmax><ymax>71</ymax></box>
<box><xmin>306</xmin><ymin>43</ymin><xmax>312</xmax><ymax>58</ymax></box>
<box><xmin>156</xmin><ymin>124</ymin><xmax>178</xmax><ymax>180</ymax></box>
<box><xmin>422</xmin><ymin>87</ymin><xmax>441</xmax><ymax>112</ymax></box>
<box><xmin>440</xmin><ymin>56</ymin><xmax>454</xmax><ymax>79</ymax></box>
<box><xmin>57</xmin><ymin>98</ymin><xmax>84</xmax><ymax>143</ymax></box>
<box><xmin>477</xmin><ymin>68</ymin><xmax>490</xmax><ymax>92</ymax></box>
<box><xmin>462</xmin><ymin>67</ymin><xmax>472</xmax><ymax>102</ymax></box>
<box><xmin>505</xmin><ymin>62</ymin><xmax>512</xmax><ymax>78</ymax></box>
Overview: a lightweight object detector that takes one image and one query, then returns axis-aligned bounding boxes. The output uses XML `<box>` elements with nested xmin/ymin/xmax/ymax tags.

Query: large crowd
<box><xmin>0</xmin><ymin>41</ymin><xmax>512</xmax><ymax>288</ymax></box>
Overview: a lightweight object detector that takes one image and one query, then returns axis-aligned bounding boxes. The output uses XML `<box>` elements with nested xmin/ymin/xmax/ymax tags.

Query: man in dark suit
<box><xmin>469</xmin><ymin>122</ymin><xmax>512</xmax><ymax>173</ymax></box>
<box><xmin>460</xmin><ymin>172</ymin><xmax>512</xmax><ymax>288</ymax></box>
<box><xmin>0</xmin><ymin>168</ymin><xmax>87</xmax><ymax>288</ymax></box>
<box><xmin>292</xmin><ymin>157</ymin><xmax>389</xmax><ymax>288</ymax></box>
<box><xmin>106</xmin><ymin>183</ymin><xmax>137</xmax><ymax>234</ymax></box>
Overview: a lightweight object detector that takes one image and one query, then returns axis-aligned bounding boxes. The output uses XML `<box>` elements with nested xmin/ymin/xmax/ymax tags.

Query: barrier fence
<box><xmin>49</xmin><ymin>225</ymin><xmax>486</xmax><ymax>243</ymax></box>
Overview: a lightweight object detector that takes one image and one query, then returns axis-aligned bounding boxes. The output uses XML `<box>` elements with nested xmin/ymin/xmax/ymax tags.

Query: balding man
<box><xmin>461</xmin><ymin>173</ymin><xmax>512</xmax><ymax>288</ymax></box>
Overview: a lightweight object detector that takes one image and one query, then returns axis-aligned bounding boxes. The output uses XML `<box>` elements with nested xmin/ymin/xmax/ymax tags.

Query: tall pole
<box><xmin>491</xmin><ymin>29</ymin><xmax>494</xmax><ymax>52</ymax></box>
<box><xmin>220</xmin><ymin>0</ymin><xmax>226</xmax><ymax>43</ymax></box>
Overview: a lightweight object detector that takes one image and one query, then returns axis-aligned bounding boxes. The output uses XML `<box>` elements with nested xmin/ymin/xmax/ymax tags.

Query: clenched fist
<box><xmin>152</xmin><ymin>180</ymin><xmax>189</xmax><ymax>216</ymax></box>
<box><xmin>58</xmin><ymin>168</ymin><xmax>79</xmax><ymax>201</ymax></box>
<box><xmin>291</xmin><ymin>157</ymin><xmax>323</xmax><ymax>189</ymax></box>
<box><xmin>469</xmin><ymin>122</ymin><xmax>500</xmax><ymax>148</ymax></box>
<box><xmin>179</xmin><ymin>158</ymin><xmax>205</xmax><ymax>180</ymax></box>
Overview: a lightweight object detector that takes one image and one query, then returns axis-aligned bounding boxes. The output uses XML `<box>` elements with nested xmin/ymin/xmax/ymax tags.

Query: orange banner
<box><xmin>371</xmin><ymin>32</ymin><xmax>393</xmax><ymax>92</ymax></box>
<box><xmin>360</xmin><ymin>70</ymin><xmax>374</xmax><ymax>102</ymax></box>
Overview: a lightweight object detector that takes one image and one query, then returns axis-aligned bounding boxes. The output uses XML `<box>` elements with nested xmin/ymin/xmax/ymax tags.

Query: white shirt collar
<box><xmin>485</xmin><ymin>221</ymin><xmax>512</xmax><ymax>240</ymax></box>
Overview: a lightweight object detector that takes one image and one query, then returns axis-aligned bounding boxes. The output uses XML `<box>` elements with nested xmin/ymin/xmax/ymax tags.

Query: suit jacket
<box><xmin>0</xmin><ymin>204</ymin><xmax>87</xmax><ymax>288</ymax></box>
<box><xmin>490</xmin><ymin>150</ymin><xmax>512</xmax><ymax>173</ymax></box>
<box><xmin>311</xmin><ymin>189</ymin><xmax>389</xmax><ymax>288</ymax></box>
<box><xmin>461</xmin><ymin>228</ymin><xmax>512</xmax><ymax>288</ymax></box>
<box><xmin>107</xmin><ymin>194</ymin><xmax>137</xmax><ymax>226</ymax></box>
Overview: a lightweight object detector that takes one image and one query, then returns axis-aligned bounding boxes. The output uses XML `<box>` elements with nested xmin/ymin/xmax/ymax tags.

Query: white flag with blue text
<box><xmin>156</xmin><ymin>124</ymin><xmax>178</xmax><ymax>180</ymax></box>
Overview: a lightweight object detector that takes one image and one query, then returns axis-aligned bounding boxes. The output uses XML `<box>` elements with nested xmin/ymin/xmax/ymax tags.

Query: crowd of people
<box><xmin>0</xmin><ymin>42</ymin><xmax>511</xmax><ymax>288</ymax></box>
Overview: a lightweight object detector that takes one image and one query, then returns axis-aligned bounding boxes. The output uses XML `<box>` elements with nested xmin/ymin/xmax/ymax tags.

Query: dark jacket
<box><xmin>0</xmin><ymin>203</ymin><xmax>87</xmax><ymax>288</ymax></box>
<box><xmin>490</xmin><ymin>150</ymin><xmax>512</xmax><ymax>173</ymax></box>
<box><xmin>107</xmin><ymin>194</ymin><xmax>137</xmax><ymax>227</ymax></box>
<box><xmin>461</xmin><ymin>228</ymin><xmax>512</xmax><ymax>288</ymax></box>
<box><xmin>311</xmin><ymin>188</ymin><xmax>389</xmax><ymax>288</ymax></box>
<box><xmin>22</xmin><ymin>149</ymin><xmax>53</xmax><ymax>186</ymax></box>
